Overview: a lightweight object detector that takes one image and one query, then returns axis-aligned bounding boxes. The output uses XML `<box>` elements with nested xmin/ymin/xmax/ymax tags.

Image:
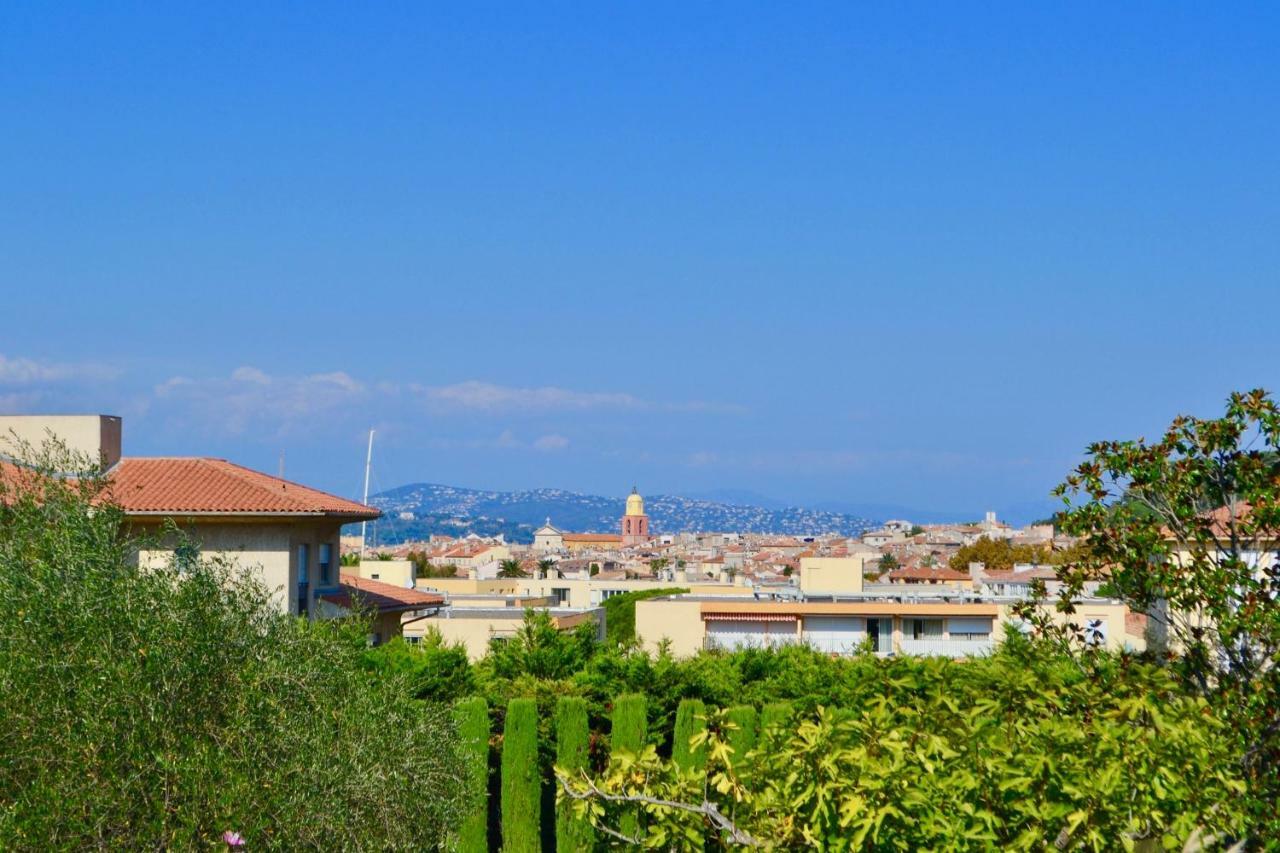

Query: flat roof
<box><xmin>440</xmin><ymin>606</ymin><xmax>603</xmax><ymax>620</ymax></box>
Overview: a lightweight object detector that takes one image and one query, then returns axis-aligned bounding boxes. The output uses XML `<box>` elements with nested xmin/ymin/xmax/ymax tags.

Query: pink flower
<box><xmin>223</xmin><ymin>830</ymin><xmax>246</xmax><ymax>848</ymax></box>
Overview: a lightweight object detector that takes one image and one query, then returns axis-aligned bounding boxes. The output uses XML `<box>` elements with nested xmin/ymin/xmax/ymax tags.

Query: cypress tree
<box><xmin>724</xmin><ymin>704</ymin><xmax>759</xmax><ymax>767</ymax></box>
<box><xmin>555</xmin><ymin>697</ymin><xmax>593</xmax><ymax>852</ymax></box>
<box><xmin>611</xmin><ymin>693</ymin><xmax>648</xmax><ymax>841</ymax></box>
<box><xmin>501</xmin><ymin>698</ymin><xmax>540</xmax><ymax>852</ymax></box>
<box><xmin>454</xmin><ymin>696</ymin><xmax>490</xmax><ymax>853</ymax></box>
<box><xmin>760</xmin><ymin>700</ymin><xmax>794</xmax><ymax>734</ymax></box>
<box><xmin>671</xmin><ymin>698</ymin><xmax>707</xmax><ymax>772</ymax></box>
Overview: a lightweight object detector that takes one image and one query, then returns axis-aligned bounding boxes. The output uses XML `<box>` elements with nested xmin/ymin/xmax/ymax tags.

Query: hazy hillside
<box><xmin>359</xmin><ymin>483</ymin><xmax>879</xmax><ymax>545</ymax></box>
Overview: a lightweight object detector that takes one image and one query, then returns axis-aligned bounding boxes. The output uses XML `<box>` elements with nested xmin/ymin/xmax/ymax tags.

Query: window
<box><xmin>174</xmin><ymin>541</ymin><xmax>200</xmax><ymax>573</ymax></box>
<box><xmin>551</xmin><ymin>587</ymin><xmax>571</xmax><ymax>606</ymax></box>
<box><xmin>600</xmin><ymin>589</ymin><xmax>626</xmax><ymax>601</ymax></box>
<box><xmin>947</xmin><ymin>616</ymin><xmax>993</xmax><ymax>641</ymax></box>
<box><xmin>319</xmin><ymin>543</ymin><xmax>334</xmax><ymax>586</ymax></box>
<box><xmin>907</xmin><ymin>618</ymin><xmax>944</xmax><ymax>640</ymax></box>
<box><xmin>296</xmin><ymin>544</ymin><xmax>311</xmax><ymax>617</ymax></box>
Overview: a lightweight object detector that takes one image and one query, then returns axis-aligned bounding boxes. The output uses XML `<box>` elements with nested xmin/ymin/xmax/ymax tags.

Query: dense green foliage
<box><xmin>501</xmin><ymin>698</ymin><xmax>540</xmax><ymax>852</ymax></box>
<box><xmin>555</xmin><ymin>697</ymin><xmax>592</xmax><ymax>852</ymax></box>
<box><xmin>454</xmin><ymin>697</ymin><xmax>491</xmax><ymax>853</ymax></box>
<box><xmin>0</xmin><ymin>445</ymin><xmax>470</xmax><ymax>850</ymax></box>
<box><xmin>600</xmin><ymin>586</ymin><xmax>688</xmax><ymax>645</ymax></box>
<box><xmin>362</xmin><ymin>631</ymin><xmax>474</xmax><ymax>702</ymax></box>
<box><xmin>671</xmin><ymin>698</ymin><xmax>706</xmax><ymax>773</ymax></box>
<box><xmin>565</xmin><ymin>655</ymin><xmax>1249</xmax><ymax>849</ymax></box>
<box><xmin>611</xmin><ymin>693</ymin><xmax>648</xmax><ymax>840</ymax></box>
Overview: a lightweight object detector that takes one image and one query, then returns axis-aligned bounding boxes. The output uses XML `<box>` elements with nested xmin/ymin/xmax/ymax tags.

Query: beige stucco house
<box><xmin>1</xmin><ymin>414</ymin><xmax>380</xmax><ymax>618</ymax></box>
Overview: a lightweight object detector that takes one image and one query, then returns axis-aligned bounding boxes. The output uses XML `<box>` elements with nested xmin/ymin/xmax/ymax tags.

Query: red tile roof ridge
<box><xmin>106</xmin><ymin>457</ymin><xmax>379</xmax><ymax>518</ymax></box>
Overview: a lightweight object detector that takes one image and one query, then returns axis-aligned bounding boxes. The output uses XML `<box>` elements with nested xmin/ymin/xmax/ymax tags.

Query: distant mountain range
<box><xmin>358</xmin><ymin>483</ymin><xmax>881</xmax><ymax>545</ymax></box>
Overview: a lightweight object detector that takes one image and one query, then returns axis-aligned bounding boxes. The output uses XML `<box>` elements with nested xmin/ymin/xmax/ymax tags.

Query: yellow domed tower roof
<box><xmin>625</xmin><ymin>487</ymin><xmax>645</xmax><ymax>517</ymax></box>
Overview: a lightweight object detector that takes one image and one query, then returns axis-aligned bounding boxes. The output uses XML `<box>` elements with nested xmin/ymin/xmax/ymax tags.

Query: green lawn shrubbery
<box><xmin>0</xmin><ymin>447</ymin><xmax>471</xmax><ymax>849</ymax></box>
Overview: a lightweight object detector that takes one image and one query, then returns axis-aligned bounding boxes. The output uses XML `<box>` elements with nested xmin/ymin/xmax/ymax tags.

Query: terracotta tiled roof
<box><xmin>321</xmin><ymin>573</ymin><xmax>445</xmax><ymax>613</ymax></box>
<box><xmin>0</xmin><ymin>459</ymin><xmax>50</xmax><ymax>504</ymax></box>
<box><xmin>563</xmin><ymin>533</ymin><xmax>623</xmax><ymax>543</ymax></box>
<box><xmin>106</xmin><ymin>457</ymin><xmax>380</xmax><ymax>519</ymax></box>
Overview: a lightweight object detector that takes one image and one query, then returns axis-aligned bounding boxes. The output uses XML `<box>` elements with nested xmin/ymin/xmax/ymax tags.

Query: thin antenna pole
<box><xmin>278</xmin><ymin>451</ymin><xmax>285</xmax><ymax>479</ymax></box>
<box><xmin>360</xmin><ymin>429</ymin><xmax>375</xmax><ymax>561</ymax></box>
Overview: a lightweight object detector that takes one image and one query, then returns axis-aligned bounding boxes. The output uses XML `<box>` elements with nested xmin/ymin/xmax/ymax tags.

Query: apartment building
<box><xmin>634</xmin><ymin>589</ymin><xmax>1135</xmax><ymax>657</ymax></box>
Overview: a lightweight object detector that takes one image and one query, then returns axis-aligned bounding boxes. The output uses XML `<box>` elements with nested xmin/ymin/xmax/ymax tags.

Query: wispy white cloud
<box><xmin>676</xmin><ymin>447</ymin><xmax>995</xmax><ymax>473</ymax></box>
<box><xmin>153</xmin><ymin>367</ymin><xmax>370</xmax><ymax>437</ymax></box>
<box><xmin>146</xmin><ymin>370</ymin><xmax>740</xmax><ymax>443</ymax></box>
<box><xmin>415</xmin><ymin>380</ymin><xmax>743</xmax><ymax>415</ymax></box>
<box><xmin>418</xmin><ymin>381</ymin><xmax>642</xmax><ymax>412</ymax></box>
<box><xmin>533</xmin><ymin>433</ymin><xmax>570</xmax><ymax>452</ymax></box>
<box><xmin>0</xmin><ymin>354</ymin><xmax>119</xmax><ymax>385</ymax></box>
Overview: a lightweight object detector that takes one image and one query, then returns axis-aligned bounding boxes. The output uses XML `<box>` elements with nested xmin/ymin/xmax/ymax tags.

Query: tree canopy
<box><xmin>1046</xmin><ymin>388</ymin><xmax>1280</xmax><ymax>832</ymax></box>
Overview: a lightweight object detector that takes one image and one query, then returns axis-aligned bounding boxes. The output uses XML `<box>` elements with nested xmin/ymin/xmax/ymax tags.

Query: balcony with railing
<box><xmin>898</xmin><ymin>637</ymin><xmax>993</xmax><ymax>657</ymax></box>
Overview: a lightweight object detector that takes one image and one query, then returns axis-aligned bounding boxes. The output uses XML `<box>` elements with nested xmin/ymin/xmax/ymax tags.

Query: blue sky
<box><xmin>2</xmin><ymin>3</ymin><xmax>1277</xmax><ymax>521</ymax></box>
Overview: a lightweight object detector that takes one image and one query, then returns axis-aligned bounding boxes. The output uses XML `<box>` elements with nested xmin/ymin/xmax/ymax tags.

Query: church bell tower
<box><xmin>620</xmin><ymin>486</ymin><xmax>650</xmax><ymax>545</ymax></box>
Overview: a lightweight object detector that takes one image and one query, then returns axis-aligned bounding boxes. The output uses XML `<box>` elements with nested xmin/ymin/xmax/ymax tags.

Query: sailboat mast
<box><xmin>359</xmin><ymin>428</ymin><xmax>375</xmax><ymax>561</ymax></box>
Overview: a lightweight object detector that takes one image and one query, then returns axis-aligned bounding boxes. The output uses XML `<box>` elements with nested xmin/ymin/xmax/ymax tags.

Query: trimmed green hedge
<box><xmin>555</xmin><ymin>697</ymin><xmax>592</xmax><ymax>852</ymax></box>
<box><xmin>611</xmin><ymin>693</ymin><xmax>647</xmax><ymax>840</ymax></box>
<box><xmin>454</xmin><ymin>697</ymin><xmax>491</xmax><ymax>853</ymax></box>
<box><xmin>671</xmin><ymin>698</ymin><xmax>706</xmax><ymax>772</ymax></box>
<box><xmin>501</xmin><ymin>698</ymin><xmax>540</xmax><ymax>852</ymax></box>
<box><xmin>761</xmin><ymin>700</ymin><xmax>794</xmax><ymax>733</ymax></box>
<box><xmin>724</xmin><ymin>704</ymin><xmax>758</xmax><ymax>770</ymax></box>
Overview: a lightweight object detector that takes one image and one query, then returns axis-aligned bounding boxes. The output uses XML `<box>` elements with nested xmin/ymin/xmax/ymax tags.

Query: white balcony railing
<box><xmin>898</xmin><ymin>638</ymin><xmax>993</xmax><ymax>657</ymax></box>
